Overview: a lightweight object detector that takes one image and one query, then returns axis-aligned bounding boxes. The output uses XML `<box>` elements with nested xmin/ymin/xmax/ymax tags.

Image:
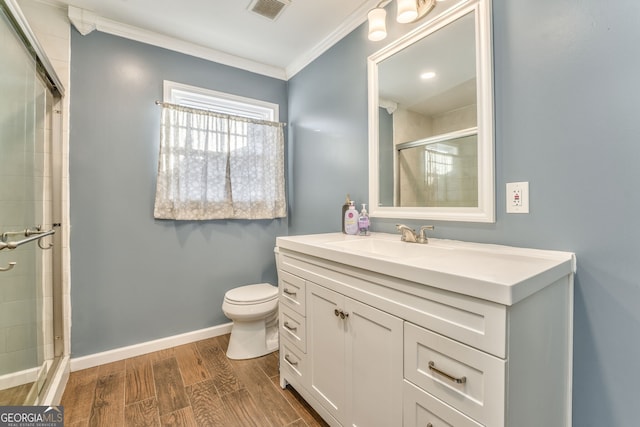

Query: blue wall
<box><xmin>287</xmin><ymin>0</ymin><xmax>640</xmax><ymax>425</ymax></box>
<box><xmin>287</xmin><ymin>30</ymin><xmax>369</xmax><ymax>234</ymax></box>
<box><xmin>69</xmin><ymin>30</ymin><xmax>288</xmax><ymax>357</ymax></box>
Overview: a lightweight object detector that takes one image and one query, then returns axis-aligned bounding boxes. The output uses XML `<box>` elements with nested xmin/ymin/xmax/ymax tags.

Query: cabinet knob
<box><xmin>334</xmin><ymin>309</ymin><xmax>350</xmax><ymax>319</ymax></box>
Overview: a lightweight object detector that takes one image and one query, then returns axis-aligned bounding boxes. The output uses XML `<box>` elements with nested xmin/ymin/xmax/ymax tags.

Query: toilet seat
<box><xmin>224</xmin><ymin>283</ymin><xmax>278</xmax><ymax>305</ymax></box>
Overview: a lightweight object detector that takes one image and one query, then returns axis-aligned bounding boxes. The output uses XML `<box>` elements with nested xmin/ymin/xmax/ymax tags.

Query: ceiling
<box><xmin>48</xmin><ymin>0</ymin><xmax>381</xmax><ymax>79</ymax></box>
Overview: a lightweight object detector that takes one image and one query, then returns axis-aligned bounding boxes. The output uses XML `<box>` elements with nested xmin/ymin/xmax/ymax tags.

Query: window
<box><xmin>153</xmin><ymin>81</ymin><xmax>286</xmax><ymax>220</ymax></box>
<box><xmin>424</xmin><ymin>142</ymin><xmax>456</xmax><ymax>184</ymax></box>
<box><xmin>164</xmin><ymin>81</ymin><xmax>277</xmax><ymax>121</ymax></box>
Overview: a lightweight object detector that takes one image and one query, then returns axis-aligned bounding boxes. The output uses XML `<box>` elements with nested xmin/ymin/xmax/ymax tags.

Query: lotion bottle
<box><xmin>344</xmin><ymin>201</ymin><xmax>358</xmax><ymax>235</ymax></box>
<box><xmin>358</xmin><ymin>204</ymin><xmax>370</xmax><ymax>236</ymax></box>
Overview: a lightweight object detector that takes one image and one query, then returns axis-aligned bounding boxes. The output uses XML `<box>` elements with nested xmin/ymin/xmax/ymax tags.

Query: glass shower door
<box><xmin>0</xmin><ymin>6</ymin><xmax>56</xmax><ymax>405</ymax></box>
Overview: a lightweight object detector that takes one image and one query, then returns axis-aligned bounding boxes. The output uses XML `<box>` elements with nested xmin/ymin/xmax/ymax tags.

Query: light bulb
<box><xmin>396</xmin><ymin>0</ymin><xmax>418</xmax><ymax>23</ymax></box>
<box><xmin>368</xmin><ymin>8</ymin><xmax>387</xmax><ymax>41</ymax></box>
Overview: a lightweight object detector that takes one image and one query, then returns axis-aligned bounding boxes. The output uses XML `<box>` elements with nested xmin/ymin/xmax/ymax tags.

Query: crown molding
<box><xmin>33</xmin><ymin>0</ymin><xmax>67</xmax><ymax>11</ymax></box>
<box><xmin>67</xmin><ymin>0</ymin><xmax>378</xmax><ymax>81</ymax></box>
<box><xmin>67</xmin><ymin>5</ymin><xmax>287</xmax><ymax>80</ymax></box>
<box><xmin>285</xmin><ymin>0</ymin><xmax>376</xmax><ymax>78</ymax></box>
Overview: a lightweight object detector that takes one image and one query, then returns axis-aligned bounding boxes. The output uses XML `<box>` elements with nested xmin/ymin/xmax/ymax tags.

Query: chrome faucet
<box><xmin>396</xmin><ymin>224</ymin><xmax>418</xmax><ymax>243</ymax></box>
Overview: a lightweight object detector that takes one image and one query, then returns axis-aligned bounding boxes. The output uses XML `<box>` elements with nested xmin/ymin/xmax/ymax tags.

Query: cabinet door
<box><xmin>306</xmin><ymin>282</ymin><xmax>346</xmax><ymax>422</ymax></box>
<box><xmin>345</xmin><ymin>297</ymin><xmax>403</xmax><ymax>427</ymax></box>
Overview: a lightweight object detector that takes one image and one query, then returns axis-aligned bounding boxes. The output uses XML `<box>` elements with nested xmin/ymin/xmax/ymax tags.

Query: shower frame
<box><xmin>0</xmin><ymin>0</ymin><xmax>68</xmax><ymax>405</ymax></box>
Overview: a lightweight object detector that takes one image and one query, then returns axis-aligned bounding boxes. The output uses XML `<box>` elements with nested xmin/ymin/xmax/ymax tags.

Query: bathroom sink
<box><xmin>277</xmin><ymin>232</ymin><xmax>576</xmax><ymax>306</ymax></box>
<box><xmin>327</xmin><ymin>238</ymin><xmax>448</xmax><ymax>259</ymax></box>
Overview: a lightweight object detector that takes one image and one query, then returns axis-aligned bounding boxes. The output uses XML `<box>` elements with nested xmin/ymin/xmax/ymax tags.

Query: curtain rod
<box><xmin>155</xmin><ymin>100</ymin><xmax>286</xmax><ymax>127</ymax></box>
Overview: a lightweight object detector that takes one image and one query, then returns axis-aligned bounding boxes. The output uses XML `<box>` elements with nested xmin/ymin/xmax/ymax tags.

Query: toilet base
<box><xmin>226</xmin><ymin>316</ymin><xmax>278</xmax><ymax>360</ymax></box>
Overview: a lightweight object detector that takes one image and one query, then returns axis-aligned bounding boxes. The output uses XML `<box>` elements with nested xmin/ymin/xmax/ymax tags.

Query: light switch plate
<box><xmin>506</xmin><ymin>182</ymin><xmax>529</xmax><ymax>213</ymax></box>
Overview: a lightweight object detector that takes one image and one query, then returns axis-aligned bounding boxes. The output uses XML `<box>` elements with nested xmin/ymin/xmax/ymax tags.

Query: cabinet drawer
<box><xmin>278</xmin><ymin>250</ymin><xmax>507</xmax><ymax>357</ymax></box>
<box><xmin>279</xmin><ymin>270</ymin><xmax>306</xmax><ymax>315</ymax></box>
<box><xmin>403</xmin><ymin>380</ymin><xmax>483</xmax><ymax>427</ymax></box>
<box><xmin>280</xmin><ymin>337</ymin><xmax>306</xmax><ymax>383</ymax></box>
<box><xmin>280</xmin><ymin>305</ymin><xmax>306</xmax><ymax>353</ymax></box>
<box><xmin>404</xmin><ymin>323</ymin><xmax>505</xmax><ymax>427</ymax></box>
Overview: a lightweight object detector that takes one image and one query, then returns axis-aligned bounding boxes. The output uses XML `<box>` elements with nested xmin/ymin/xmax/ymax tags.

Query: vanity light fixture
<box><xmin>367</xmin><ymin>0</ymin><xmax>437</xmax><ymax>41</ymax></box>
<box><xmin>420</xmin><ymin>71</ymin><xmax>436</xmax><ymax>79</ymax></box>
<box><xmin>367</xmin><ymin>7</ymin><xmax>388</xmax><ymax>41</ymax></box>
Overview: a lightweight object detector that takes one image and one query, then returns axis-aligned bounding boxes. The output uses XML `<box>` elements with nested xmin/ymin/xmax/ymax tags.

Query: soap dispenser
<box><xmin>341</xmin><ymin>194</ymin><xmax>351</xmax><ymax>234</ymax></box>
<box><xmin>344</xmin><ymin>201</ymin><xmax>358</xmax><ymax>235</ymax></box>
<box><xmin>358</xmin><ymin>204</ymin><xmax>370</xmax><ymax>236</ymax></box>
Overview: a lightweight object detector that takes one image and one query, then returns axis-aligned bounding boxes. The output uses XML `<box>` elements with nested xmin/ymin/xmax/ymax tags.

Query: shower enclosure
<box><xmin>0</xmin><ymin>1</ymin><xmax>64</xmax><ymax>405</ymax></box>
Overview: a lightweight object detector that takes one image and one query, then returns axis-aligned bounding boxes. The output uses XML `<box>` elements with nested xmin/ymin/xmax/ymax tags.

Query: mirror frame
<box><xmin>367</xmin><ymin>0</ymin><xmax>494</xmax><ymax>222</ymax></box>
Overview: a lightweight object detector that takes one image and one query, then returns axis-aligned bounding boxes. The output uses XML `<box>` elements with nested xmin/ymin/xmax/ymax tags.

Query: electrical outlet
<box><xmin>506</xmin><ymin>182</ymin><xmax>529</xmax><ymax>213</ymax></box>
<box><xmin>512</xmin><ymin>188</ymin><xmax>522</xmax><ymax>206</ymax></box>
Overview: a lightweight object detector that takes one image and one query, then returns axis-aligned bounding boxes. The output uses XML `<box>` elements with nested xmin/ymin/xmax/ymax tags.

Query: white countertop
<box><xmin>276</xmin><ymin>232</ymin><xmax>576</xmax><ymax>306</ymax></box>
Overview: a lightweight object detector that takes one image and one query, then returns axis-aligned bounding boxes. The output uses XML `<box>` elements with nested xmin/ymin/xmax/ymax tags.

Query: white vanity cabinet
<box><xmin>278</xmin><ymin>270</ymin><xmax>403</xmax><ymax>427</ymax></box>
<box><xmin>276</xmin><ymin>233</ymin><xmax>575</xmax><ymax>427</ymax></box>
<box><xmin>306</xmin><ymin>282</ymin><xmax>403</xmax><ymax>427</ymax></box>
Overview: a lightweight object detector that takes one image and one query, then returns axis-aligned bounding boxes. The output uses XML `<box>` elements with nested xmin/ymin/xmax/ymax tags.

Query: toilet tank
<box><xmin>274</xmin><ymin>246</ymin><xmax>281</xmax><ymax>273</ymax></box>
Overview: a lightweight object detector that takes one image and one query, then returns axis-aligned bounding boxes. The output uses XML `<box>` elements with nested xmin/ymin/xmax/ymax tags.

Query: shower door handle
<box><xmin>0</xmin><ymin>262</ymin><xmax>16</xmax><ymax>272</ymax></box>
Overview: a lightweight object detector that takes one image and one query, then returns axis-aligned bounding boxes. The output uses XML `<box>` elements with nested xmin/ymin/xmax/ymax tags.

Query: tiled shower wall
<box><xmin>392</xmin><ymin>103</ymin><xmax>478</xmax><ymax>207</ymax></box>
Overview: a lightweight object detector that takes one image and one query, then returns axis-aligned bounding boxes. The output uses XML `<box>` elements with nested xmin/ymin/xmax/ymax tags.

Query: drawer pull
<box><xmin>284</xmin><ymin>354</ymin><xmax>298</xmax><ymax>366</ymax></box>
<box><xmin>283</xmin><ymin>288</ymin><xmax>297</xmax><ymax>296</ymax></box>
<box><xmin>428</xmin><ymin>361</ymin><xmax>467</xmax><ymax>384</ymax></box>
<box><xmin>283</xmin><ymin>321</ymin><xmax>297</xmax><ymax>332</ymax></box>
<box><xmin>427</xmin><ymin>424</ymin><xmax>433</xmax><ymax>427</ymax></box>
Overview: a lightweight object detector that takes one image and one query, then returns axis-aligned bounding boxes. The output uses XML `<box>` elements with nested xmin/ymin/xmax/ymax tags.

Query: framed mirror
<box><xmin>368</xmin><ymin>0</ymin><xmax>494</xmax><ymax>222</ymax></box>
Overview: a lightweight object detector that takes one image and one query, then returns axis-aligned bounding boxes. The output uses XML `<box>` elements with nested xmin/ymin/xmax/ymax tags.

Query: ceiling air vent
<box><xmin>248</xmin><ymin>0</ymin><xmax>291</xmax><ymax>21</ymax></box>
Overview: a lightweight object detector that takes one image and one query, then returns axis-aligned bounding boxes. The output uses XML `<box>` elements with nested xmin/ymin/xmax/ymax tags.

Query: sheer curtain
<box><xmin>154</xmin><ymin>102</ymin><xmax>286</xmax><ymax>220</ymax></box>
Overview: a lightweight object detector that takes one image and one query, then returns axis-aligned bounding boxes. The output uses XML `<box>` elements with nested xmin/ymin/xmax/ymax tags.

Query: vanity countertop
<box><xmin>276</xmin><ymin>232</ymin><xmax>575</xmax><ymax>306</ymax></box>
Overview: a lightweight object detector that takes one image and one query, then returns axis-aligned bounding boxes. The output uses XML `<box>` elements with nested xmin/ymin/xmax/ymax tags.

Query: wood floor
<box><xmin>0</xmin><ymin>382</ymin><xmax>34</xmax><ymax>406</ymax></box>
<box><xmin>61</xmin><ymin>334</ymin><xmax>328</xmax><ymax>427</ymax></box>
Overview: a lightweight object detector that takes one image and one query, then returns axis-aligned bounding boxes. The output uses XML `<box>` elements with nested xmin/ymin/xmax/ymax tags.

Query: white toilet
<box><xmin>222</xmin><ymin>282</ymin><xmax>279</xmax><ymax>359</ymax></box>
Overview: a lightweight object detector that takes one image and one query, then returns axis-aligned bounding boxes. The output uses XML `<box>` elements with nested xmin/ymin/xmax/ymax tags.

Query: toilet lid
<box><xmin>225</xmin><ymin>283</ymin><xmax>278</xmax><ymax>304</ymax></box>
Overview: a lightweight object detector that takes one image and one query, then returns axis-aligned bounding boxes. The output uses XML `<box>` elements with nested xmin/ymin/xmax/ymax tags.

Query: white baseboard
<box><xmin>70</xmin><ymin>323</ymin><xmax>233</xmax><ymax>372</ymax></box>
<box><xmin>0</xmin><ymin>359</ymin><xmax>69</xmax><ymax>405</ymax></box>
<box><xmin>0</xmin><ymin>366</ymin><xmax>39</xmax><ymax>390</ymax></box>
